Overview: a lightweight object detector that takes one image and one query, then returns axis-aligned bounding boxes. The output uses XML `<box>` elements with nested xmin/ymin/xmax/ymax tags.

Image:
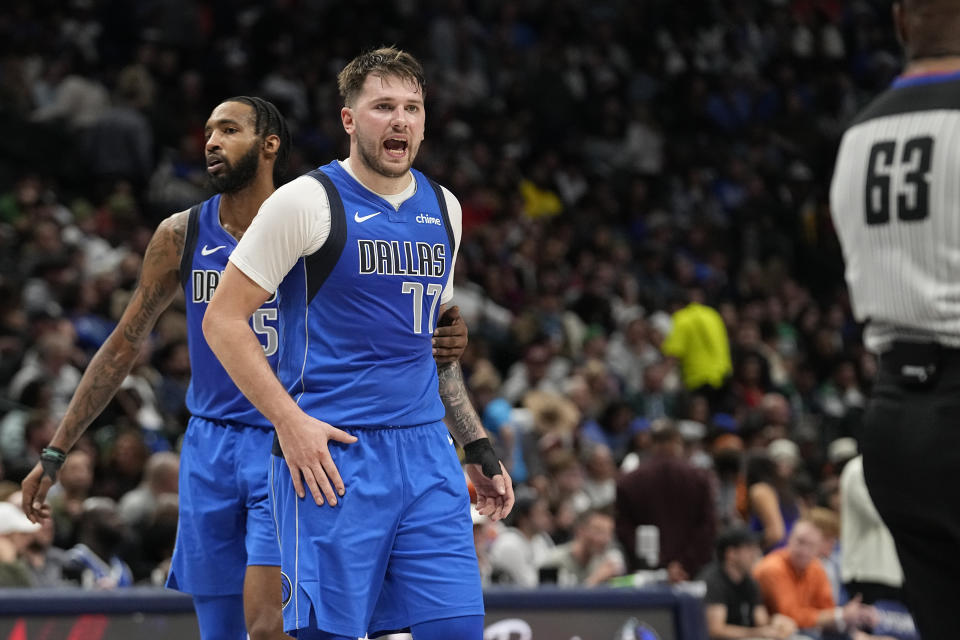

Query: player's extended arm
<box><xmin>22</xmin><ymin>212</ymin><xmax>188</xmax><ymax>522</ymax></box>
<box><xmin>437</xmin><ymin>334</ymin><xmax>514</xmax><ymax>521</ymax></box>
<box><xmin>203</xmin><ymin>263</ymin><xmax>356</xmax><ymax>507</ymax></box>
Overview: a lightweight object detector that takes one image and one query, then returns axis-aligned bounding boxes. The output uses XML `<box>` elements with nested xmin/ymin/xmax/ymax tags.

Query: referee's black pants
<box><xmin>862</xmin><ymin>343</ymin><xmax>960</xmax><ymax>640</ymax></box>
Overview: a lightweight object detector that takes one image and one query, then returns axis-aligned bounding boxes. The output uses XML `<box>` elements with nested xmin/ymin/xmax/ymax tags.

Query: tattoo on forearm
<box><xmin>438</xmin><ymin>361</ymin><xmax>486</xmax><ymax>445</ymax></box>
<box><xmin>122</xmin><ymin>281</ymin><xmax>167</xmax><ymax>343</ymax></box>
<box><xmin>62</xmin><ymin>347</ymin><xmax>134</xmax><ymax>440</ymax></box>
<box><xmin>59</xmin><ymin>212</ymin><xmax>187</xmax><ymax>445</ymax></box>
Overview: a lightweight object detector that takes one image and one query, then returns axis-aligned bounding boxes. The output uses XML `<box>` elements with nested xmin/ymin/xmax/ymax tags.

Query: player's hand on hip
<box><xmin>466</xmin><ymin>460</ymin><xmax>515</xmax><ymax>522</ymax></box>
<box><xmin>21</xmin><ymin>463</ymin><xmax>53</xmax><ymax>523</ymax></box>
<box><xmin>433</xmin><ymin>305</ymin><xmax>468</xmax><ymax>364</ymax></box>
<box><xmin>276</xmin><ymin>415</ymin><xmax>357</xmax><ymax>507</ymax></box>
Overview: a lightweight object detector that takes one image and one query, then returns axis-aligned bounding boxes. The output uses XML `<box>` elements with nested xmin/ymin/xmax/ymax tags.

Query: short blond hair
<box><xmin>808</xmin><ymin>507</ymin><xmax>840</xmax><ymax>539</ymax></box>
<box><xmin>337</xmin><ymin>46</ymin><xmax>425</xmax><ymax>107</ymax></box>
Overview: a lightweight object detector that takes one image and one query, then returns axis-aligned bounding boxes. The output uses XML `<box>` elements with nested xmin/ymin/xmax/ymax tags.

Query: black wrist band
<box><xmin>40</xmin><ymin>446</ymin><xmax>67</xmax><ymax>480</ymax></box>
<box><xmin>463</xmin><ymin>437</ymin><xmax>501</xmax><ymax>478</ymax></box>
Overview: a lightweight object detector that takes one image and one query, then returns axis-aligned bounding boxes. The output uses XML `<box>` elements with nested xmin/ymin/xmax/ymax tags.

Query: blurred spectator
<box><xmin>745</xmin><ymin>445</ymin><xmax>802</xmax><ymax>552</ymax></box>
<box><xmin>83</xmin><ymin>65</ymin><xmax>155</xmax><ymax>194</ymax></box>
<box><xmin>699</xmin><ymin>526</ymin><xmax>796</xmax><ymax>640</ymax></box>
<box><xmin>579</xmin><ymin>444</ymin><xmax>617</xmax><ymax>511</ymax></box>
<box><xmin>48</xmin><ymin>448</ymin><xmax>95</xmax><ymax>550</ymax></box>
<box><xmin>580</xmin><ymin>400</ymin><xmax>647</xmax><ymax>463</ymax></box>
<box><xmin>7</xmin><ymin>331</ymin><xmax>81</xmax><ymax>418</ymax></box>
<box><xmin>141</xmin><ymin>492</ymin><xmax>179</xmax><ymax>586</ymax></box>
<box><xmin>711</xmin><ymin>434</ymin><xmax>746</xmax><ymax>529</ymax></box>
<box><xmin>0</xmin><ymin>501</ymin><xmax>41</xmax><ymax>587</ymax></box>
<box><xmin>4</xmin><ymin>410</ymin><xmax>55</xmax><ymax>482</ymax></box>
<box><xmin>0</xmin><ymin>379</ymin><xmax>52</xmax><ymax>466</ymax></box>
<box><xmin>63</xmin><ymin>497</ymin><xmax>133</xmax><ymax>589</ymax></box>
<box><xmin>18</xmin><ymin>503</ymin><xmax>68</xmax><ymax>587</ymax></box>
<box><xmin>661</xmin><ymin>288</ymin><xmax>733</xmax><ymax>410</ymax></box>
<box><xmin>809</xmin><ymin>506</ymin><xmax>843</xmax><ymax>605</ymax></box>
<box><xmin>471</xmin><ymin>505</ymin><xmax>498</xmax><ymax>589</ymax></box>
<box><xmin>501</xmin><ymin>342</ymin><xmax>568</xmax><ymax>405</ymax></box>
<box><xmin>541</xmin><ymin>509</ymin><xmax>625</xmax><ymax>587</ymax></box>
<box><xmin>94</xmin><ymin>428</ymin><xmax>149</xmax><ymax>501</ymax></box>
<box><xmin>616</xmin><ymin>421</ymin><xmax>715</xmax><ymax>580</ymax></box>
<box><xmin>753</xmin><ymin>519</ymin><xmax>876</xmax><ymax>638</ymax></box>
<box><xmin>605</xmin><ymin>313</ymin><xmax>661</xmax><ymax>397</ymax></box>
<box><xmin>489</xmin><ymin>488</ymin><xmax>554</xmax><ymax>587</ymax></box>
<box><xmin>118</xmin><ymin>451</ymin><xmax>178</xmax><ymax>530</ymax></box>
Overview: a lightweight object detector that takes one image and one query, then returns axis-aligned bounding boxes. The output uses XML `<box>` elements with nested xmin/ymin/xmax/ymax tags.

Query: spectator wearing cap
<box><xmin>0</xmin><ymin>501</ymin><xmax>41</xmax><ymax>587</ymax></box>
<box><xmin>698</xmin><ymin>526</ymin><xmax>797</xmax><ymax>640</ymax></box>
<box><xmin>616</xmin><ymin>420</ymin><xmax>716</xmax><ymax>581</ymax></box>
<box><xmin>17</xmin><ymin>497</ymin><xmax>68</xmax><ymax>587</ymax></box>
<box><xmin>489</xmin><ymin>488</ymin><xmax>555</xmax><ymax>587</ymax></box>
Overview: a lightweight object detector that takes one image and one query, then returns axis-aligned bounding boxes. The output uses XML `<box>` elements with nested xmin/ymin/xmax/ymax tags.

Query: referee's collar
<box><xmin>892</xmin><ymin>69</ymin><xmax>960</xmax><ymax>89</ymax></box>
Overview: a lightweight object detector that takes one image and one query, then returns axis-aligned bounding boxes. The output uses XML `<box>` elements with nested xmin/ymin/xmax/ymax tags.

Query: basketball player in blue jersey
<box><xmin>204</xmin><ymin>48</ymin><xmax>515</xmax><ymax>640</ymax></box>
<box><xmin>19</xmin><ymin>95</ymin><xmax>469</xmax><ymax>640</ymax></box>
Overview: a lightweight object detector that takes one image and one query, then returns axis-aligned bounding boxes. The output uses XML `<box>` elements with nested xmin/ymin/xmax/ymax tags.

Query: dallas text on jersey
<box><xmin>357</xmin><ymin>239</ymin><xmax>447</xmax><ymax>278</ymax></box>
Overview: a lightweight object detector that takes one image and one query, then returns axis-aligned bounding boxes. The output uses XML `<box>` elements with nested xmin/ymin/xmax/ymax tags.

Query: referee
<box><xmin>830</xmin><ymin>2</ymin><xmax>960</xmax><ymax>638</ymax></box>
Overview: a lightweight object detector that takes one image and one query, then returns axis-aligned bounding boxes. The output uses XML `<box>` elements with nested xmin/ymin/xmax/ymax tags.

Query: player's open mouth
<box><xmin>384</xmin><ymin>138</ymin><xmax>408</xmax><ymax>158</ymax></box>
<box><xmin>207</xmin><ymin>157</ymin><xmax>225</xmax><ymax>174</ymax></box>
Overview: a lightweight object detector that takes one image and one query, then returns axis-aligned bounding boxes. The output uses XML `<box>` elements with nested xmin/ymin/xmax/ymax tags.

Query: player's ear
<box><xmin>341</xmin><ymin>106</ymin><xmax>355</xmax><ymax>135</ymax></box>
<box><xmin>262</xmin><ymin>134</ymin><xmax>280</xmax><ymax>159</ymax></box>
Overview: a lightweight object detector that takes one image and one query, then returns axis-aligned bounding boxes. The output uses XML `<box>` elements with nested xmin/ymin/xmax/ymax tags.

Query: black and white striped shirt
<box><xmin>830</xmin><ymin>72</ymin><xmax>960</xmax><ymax>352</ymax></box>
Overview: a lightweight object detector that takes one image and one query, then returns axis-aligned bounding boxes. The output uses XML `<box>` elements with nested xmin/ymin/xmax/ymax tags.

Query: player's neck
<box><xmin>218</xmin><ymin>174</ymin><xmax>275</xmax><ymax>238</ymax></box>
<box><xmin>903</xmin><ymin>55</ymin><xmax>960</xmax><ymax>76</ymax></box>
<box><xmin>345</xmin><ymin>155</ymin><xmax>412</xmax><ymax>196</ymax></box>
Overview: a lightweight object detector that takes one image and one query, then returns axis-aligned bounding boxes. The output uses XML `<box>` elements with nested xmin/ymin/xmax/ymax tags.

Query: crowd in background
<box><xmin>0</xmin><ymin>0</ymin><xmax>904</xmax><ymax>619</ymax></box>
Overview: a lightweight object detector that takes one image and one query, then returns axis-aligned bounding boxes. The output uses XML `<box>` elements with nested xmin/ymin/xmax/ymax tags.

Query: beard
<box><xmin>356</xmin><ymin>131</ymin><xmax>418</xmax><ymax>179</ymax></box>
<box><xmin>208</xmin><ymin>144</ymin><xmax>260</xmax><ymax>194</ymax></box>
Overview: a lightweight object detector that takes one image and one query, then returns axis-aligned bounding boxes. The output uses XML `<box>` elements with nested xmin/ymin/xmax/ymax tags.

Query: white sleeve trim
<box><xmin>229</xmin><ymin>175</ymin><xmax>332</xmax><ymax>293</ymax></box>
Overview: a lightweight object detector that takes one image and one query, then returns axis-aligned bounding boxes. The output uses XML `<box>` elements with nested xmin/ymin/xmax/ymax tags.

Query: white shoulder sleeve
<box><xmin>229</xmin><ymin>175</ymin><xmax>331</xmax><ymax>293</ymax></box>
<box><xmin>440</xmin><ymin>185</ymin><xmax>462</xmax><ymax>304</ymax></box>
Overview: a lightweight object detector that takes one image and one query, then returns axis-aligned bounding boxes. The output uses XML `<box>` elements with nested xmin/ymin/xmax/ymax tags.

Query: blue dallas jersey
<box><xmin>275</xmin><ymin>161</ymin><xmax>455</xmax><ymax>427</ymax></box>
<box><xmin>179</xmin><ymin>194</ymin><xmax>280</xmax><ymax>427</ymax></box>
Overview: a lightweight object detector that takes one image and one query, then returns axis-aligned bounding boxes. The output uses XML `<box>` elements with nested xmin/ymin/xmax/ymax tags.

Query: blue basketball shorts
<box><xmin>269</xmin><ymin>420</ymin><xmax>484</xmax><ymax>638</ymax></box>
<box><xmin>167</xmin><ymin>416</ymin><xmax>280</xmax><ymax>596</ymax></box>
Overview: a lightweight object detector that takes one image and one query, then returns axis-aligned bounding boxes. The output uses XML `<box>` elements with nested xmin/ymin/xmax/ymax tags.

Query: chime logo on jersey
<box><xmin>357</xmin><ymin>239</ymin><xmax>447</xmax><ymax>277</ymax></box>
<box><xmin>191</xmin><ymin>269</ymin><xmax>277</xmax><ymax>304</ymax></box>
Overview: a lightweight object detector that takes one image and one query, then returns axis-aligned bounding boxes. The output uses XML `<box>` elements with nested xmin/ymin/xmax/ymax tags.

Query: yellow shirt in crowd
<box><xmin>661</xmin><ymin>302</ymin><xmax>732</xmax><ymax>390</ymax></box>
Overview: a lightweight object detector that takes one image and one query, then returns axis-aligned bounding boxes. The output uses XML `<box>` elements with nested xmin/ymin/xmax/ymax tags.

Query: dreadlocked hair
<box><xmin>224</xmin><ymin>96</ymin><xmax>291</xmax><ymax>187</ymax></box>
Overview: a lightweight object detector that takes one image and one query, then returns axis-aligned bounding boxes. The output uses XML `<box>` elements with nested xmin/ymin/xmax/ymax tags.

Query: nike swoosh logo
<box><xmin>201</xmin><ymin>245</ymin><xmax>226</xmax><ymax>256</ymax></box>
<box><xmin>354</xmin><ymin>211</ymin><xmax>382</xmax><ymax>223</ymax></box>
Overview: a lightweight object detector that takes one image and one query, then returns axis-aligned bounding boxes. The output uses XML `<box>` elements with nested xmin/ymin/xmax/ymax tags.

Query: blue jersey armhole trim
<box><xmin>179</xmin><ymin>203</ymin><xmax>202</xmax><ymax>290</ymax></box>
<box><xmin>304</xmin><ymin>169</ymin><xmax>347</xmax><ymax>303</ymax></box>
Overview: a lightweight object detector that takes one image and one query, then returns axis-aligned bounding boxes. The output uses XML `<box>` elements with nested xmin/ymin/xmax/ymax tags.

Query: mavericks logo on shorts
<box><xmin>281</xmin><ymin>571</ymin><xmax>293</xmax><ymax>609</ymax></box>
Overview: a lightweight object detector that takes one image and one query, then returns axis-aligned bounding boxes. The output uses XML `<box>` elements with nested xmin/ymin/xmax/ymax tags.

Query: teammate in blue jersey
<box><xmin>204</xmin><ymin>47</ymin><xmax>516</xmax><ymax>640</ymax></box>
<box><xmin>20</xmin><ymin>95</ymin><xmax>469</xmax><ymax>640</ymax></box>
